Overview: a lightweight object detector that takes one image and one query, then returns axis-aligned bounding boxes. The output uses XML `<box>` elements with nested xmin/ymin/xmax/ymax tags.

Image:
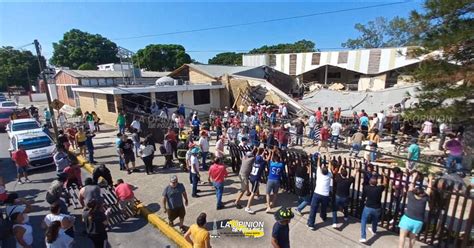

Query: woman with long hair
<box><xmin>82</xmin><ymin>200</ymin><xmax>109</xmax><ymax>248</ymax></box>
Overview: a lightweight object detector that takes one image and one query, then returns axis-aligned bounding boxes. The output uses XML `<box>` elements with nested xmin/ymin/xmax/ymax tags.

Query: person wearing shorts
<box><xmin>246</xmin><ymin>148</ymin><xmax>268</xmax><ymax>214</ymax></box>
<box><xmin>75</xmin><ymin>127</ymin><xmax>87</xmax><ymax>158</ymax></box>
<box><xmin>399</xmin><ymin>172</ymin><xmax>432</xmax><ymax>248</ymax></box>
<box><xmin>266</xmin><ymin>152</ymin><xmax>285</xmax><ymax>213</ymax></box>
<box><xmin>234</xmin><ymin>151</ymin><xmax>254</xmax><ymax>209</ymax></box>
<box><xmin>119</xmin><ymin>135</ymin><xmax>137</xmax><ymax>174</ymax></box>
<box><xmin>11</xmin><ymin>146</ymin><xmax>31</xmax><ymax>184</ymax></box>
<box><xmin>162</xmin><ymin>175</ymin><xmax>188</xmax><ymax>233</ymax></box>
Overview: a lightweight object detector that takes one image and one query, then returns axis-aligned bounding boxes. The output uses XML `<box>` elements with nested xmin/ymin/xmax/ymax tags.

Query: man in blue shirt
<box><xmin>359</xmin><ymin>113</ymin><xmax>369</xmax><ymax>137</ymax></box>
<box><xmin>272</xmin><ymin>207</ymin><xmax>294</xmax><ymax>248</ymax></box>
<box><xmin>266</xmin><ymin>152</ymin><xmax>285</xmax><ymax>213</ymax></box>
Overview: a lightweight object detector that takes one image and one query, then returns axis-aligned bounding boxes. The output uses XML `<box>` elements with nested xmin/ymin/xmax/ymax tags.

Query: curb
<box><xmin>75</xmin><ymin>155</ymin><xmax>192</xmax><ymax>248</ymax></box>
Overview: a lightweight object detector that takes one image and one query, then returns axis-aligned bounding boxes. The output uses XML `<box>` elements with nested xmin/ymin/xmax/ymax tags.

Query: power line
<box><xmin>111</xmin><ymin>1</ymin><xmax>410</xmax><ymax>41</ymax></box>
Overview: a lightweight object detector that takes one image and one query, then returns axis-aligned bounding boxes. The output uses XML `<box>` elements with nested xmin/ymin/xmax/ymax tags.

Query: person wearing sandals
<box><xmin>163</xmin><ymin>175</ymin><xmax>188</xmax><ymax>233</ymax></box>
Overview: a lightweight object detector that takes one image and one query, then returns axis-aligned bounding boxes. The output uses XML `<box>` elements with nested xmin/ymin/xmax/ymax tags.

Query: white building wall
<box><xmin>177</xmin><ymin>89</ymin><xmax>221</xmax><ymax>116</ymax></box>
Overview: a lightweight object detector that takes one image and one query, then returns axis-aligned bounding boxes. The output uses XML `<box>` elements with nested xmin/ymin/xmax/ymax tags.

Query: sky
<box><xmin>0</xmin><ymin>0</ymin><xmax>423</xmax><ymax>64</ymax></box>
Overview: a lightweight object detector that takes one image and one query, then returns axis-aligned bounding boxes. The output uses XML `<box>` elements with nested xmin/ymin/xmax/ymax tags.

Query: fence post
<box><xmin>461</xmin><ymin>186</ymin><xmax>473</xmax><ymax>247</ymax></box>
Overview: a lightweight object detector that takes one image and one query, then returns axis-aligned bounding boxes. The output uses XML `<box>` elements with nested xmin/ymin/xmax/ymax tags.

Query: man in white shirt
<box><xmin>198</xmin><ymin>132</ymin><xmax>210</xmax><ymax>170</ymax></box>
<box><xmin>281</xmin><ymin>103</ymin><xmax>288</xmax><ymax>119</ymax></box>
<box><xmin>130</xmin><ymin>117</ymin><xmax>141</xmax><ymax>134</ymax></box>
<box><xmin>329</xmin><ymin>120</ymin><xmax>343</xmax><ymax>149</ymax></box>
<box><xmin>438</xmin><ymin>122</ymin><xmax>448</xmax><ymax>151</ymax></box>
<box><xmin>190</xmin><ymin>148</ymin><xmax>200</xmax><ymax>198</ymax></box>
<box><xmin>369</xmin><ymin>113</ymin><xmax>379</xmax><ymax>132</ymax></box>
<box><xmin>307</xmin><ymin>164</ymin><xmax>332</xmax><ymax>230</ymax></box>
<box><xmin>215</xmin><ymin>135</ymin><xmax>225</xmax><ymax>159</ymax></box>
<box><xmin>377</xmin><ymin>110</ymin><xmax>385</xmax><ymax>136</ymax></box>
<box><xmin>308</xmin><ymin>113</ymin><xmax>316</xmax><ymax>140</ymax></box>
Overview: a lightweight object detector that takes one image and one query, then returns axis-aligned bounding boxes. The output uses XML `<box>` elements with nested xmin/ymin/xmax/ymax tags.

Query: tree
<box><xmin>132</xmin><ymin>44</ymin><xmax>192</xmax><ymax>71</ymax></box>
<box><xmin>0</xmin><ymin>46</ymin><xmax>45</xmax><ymax>91</ymax></box>
<box><xmin>404</xmin><ymin>0</ymin><xmax>473</xmax><ymax>170</ymax></box>
<box><xmin>50</xmin><ymin>29</ymin><xmax>119</xmax><ymax>69</ymax></box>
<box><xmin>208</xmin><ymin>52</ymin><xmax>243</xmax><ymax>65</ymax></box>
<box><xmin>248</xmin><ymin>39</ymin><xmax>316</xmax><ymax>54</ymax></box>
<box><xmin>342</xmin><ymin>16</ymin><xmax>426</xmax><ymax>49</ymax></box>
<box><xmin>77</xmin><ymin>62</ymin><xmax>97</xmax><ymax>70</ymax></box>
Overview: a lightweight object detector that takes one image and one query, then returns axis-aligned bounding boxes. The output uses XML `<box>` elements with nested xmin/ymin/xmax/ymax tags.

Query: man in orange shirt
<box><xmin>208</xmin><ymin>158</ymin><xmax>228</xmax><ymax>210</ymax></box>
<box><xmin>114</xmin><ymin>179</ymin><xmax>135</xmax><ymax>215</ymax></box>
<box><xmin>11</xmin><ymin>145</ymin><xmax>31</xmax><ymax>184</ymax></box>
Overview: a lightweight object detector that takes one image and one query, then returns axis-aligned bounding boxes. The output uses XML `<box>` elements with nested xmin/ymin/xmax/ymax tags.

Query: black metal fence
<box><xmin>228</xmin><ymin>143</ymin><xmax>473</xmax><ymax>247</ymax></box>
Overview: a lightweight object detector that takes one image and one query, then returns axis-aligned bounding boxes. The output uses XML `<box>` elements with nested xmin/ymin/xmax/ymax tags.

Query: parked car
<box><xmin>10</xmin><ymin>132</ymin><xmax>55</xmax><ymax>169</ymax></box>
<box><xmin>0</xmin><ymin>101</ymin><xmax>18</xmax><ymax>109</ymax></box>
<box><xmin>6</xmin><ymin>118</ymin><xmax>42</xmax><ymax>140</ymax></box>
<box><xmin>0</xmin><ymin>109</ymin><xmax>13</xmax><ymax>131</ymax></box>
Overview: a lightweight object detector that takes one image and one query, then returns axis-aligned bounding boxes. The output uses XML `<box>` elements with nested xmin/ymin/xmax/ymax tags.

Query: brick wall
<box><xmin>78</xmin><ymin>92</ymin><xmax>119</xmax><ymax>126</ymax></box>
<box><xmin>189</xmin><ymin>68</ymin><xmax>216</xmax><ymax>83</ymax></box>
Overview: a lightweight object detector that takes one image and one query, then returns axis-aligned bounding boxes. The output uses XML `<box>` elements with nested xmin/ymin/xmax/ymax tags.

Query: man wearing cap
<box><xmin>198</xmin><ymin>131</ymin><xmax>210</xmax><ymax>170</ymax></box>
<box><xmin>234</xmin><ymin>151</ymin><xmax>254</xmax><ymax>209</ymax></box>
<box><xmin>11</xmin><ymin>145</ymin><xmax>31</xmax><ymax>184</ymax></box>
<box><xmin>407</xmin><ymin>138</ymin><xmax>420</xmax><ymax>172</ymax></box>
<box><xmin>190</xmin><ymin>147</ymin><xmax>201</xmax><ymax>198</ymax></box>
<box><xmin>162</xmin><ymin>175</ymin><xmax>188</xmax><ymax>232</ymax></box>
<box><xmin>272</xmin><ymin>207</ymin><xmax>294</xmax><ymax>248</ymax></box>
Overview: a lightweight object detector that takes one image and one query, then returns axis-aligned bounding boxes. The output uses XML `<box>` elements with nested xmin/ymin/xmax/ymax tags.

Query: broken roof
<box><xmin>299</xmin><ymin>84</ymin><xmax>419</xmax><ymax>115</ymax></box>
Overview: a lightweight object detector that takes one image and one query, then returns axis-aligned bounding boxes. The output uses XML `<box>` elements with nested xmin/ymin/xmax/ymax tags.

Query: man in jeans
<box><xmin>308</xmin><ymin>112</ymin><xmax>316</xmax><ymax>140</ymax></box>
<box><xmin>349</xmin><ymin>129</ymin><xmax>365</xmax><ymax>157</ymax></box>
<box><xmin>114</xmin><ymin>179</ymin><xmax>136</xmax><ymax>216</ymax></box>
<box><xmin>198</xmin><ymin>131</ymin><xmax>209</xmax><ymax>170</ymax></box>
<box><xmin>208</xmin><ymin>158</ymin><xmax>228</xmax><ymax>210</ymax></box>
<box><xmin>190</xmin><ymin>148</ymin><xmax>201</xmax><ymax>198</ymax></box>
<box><xmin>162</xmin><ymin>175</ymin><xmax>188</xmax><ymax>233</ymax></box>
<box><xmin>307</xmin><ymin>163</ymin><xmax>332</xmax><ymax>230</ymax></box>
<box><xmin>360</xmin><ymin>174</ymin><xmax>388</xmax><ymax>243</ymax></box>
<box><xmin>332</xmin><ymin>167</ymin><xmax>355</xmax><ymax>228</ymax></box>
<box><xmin>115</xmin><ymin>133</ymin><xmax>126</xmax><ymax>171</ymax></box>
<box><xmin>329</xmin><ymin>120</ymin><xmax>343</xmax><ymax>150</ymax></box>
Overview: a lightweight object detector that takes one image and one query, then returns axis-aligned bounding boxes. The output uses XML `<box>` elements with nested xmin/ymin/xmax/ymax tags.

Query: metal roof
<box><xmin>57</xmin><ymin>69</ymin><xmax>169</xmax><ymax>79</ymax></box>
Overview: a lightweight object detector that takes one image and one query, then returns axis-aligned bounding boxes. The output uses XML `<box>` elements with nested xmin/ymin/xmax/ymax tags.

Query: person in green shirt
<box><xmin>406</xmin><ymin>138</ymin><xmax>420</xmax><ymax>172</ymax></box>
<box><xmin>116</xmin><ymin>112</ymin><xmax>126</xmax><ymax>134</ymax></box>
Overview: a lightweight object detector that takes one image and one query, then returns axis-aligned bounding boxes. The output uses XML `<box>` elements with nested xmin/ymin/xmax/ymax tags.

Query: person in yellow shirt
<box><xmin>75</xmin><ymin>127</ymin><xmax>87</xmax><ymax>158</ymax></box>
<box><xmin>184</xmin><ymin>213</ymin><xmax>211</xmax><ymax>248</ymax></box>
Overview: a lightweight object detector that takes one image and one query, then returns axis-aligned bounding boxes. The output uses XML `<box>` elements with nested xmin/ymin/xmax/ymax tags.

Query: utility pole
<box><xmin>34</xmin><ymin>39</ymin><xmax>59</xmax><ymax>141</ymax></box>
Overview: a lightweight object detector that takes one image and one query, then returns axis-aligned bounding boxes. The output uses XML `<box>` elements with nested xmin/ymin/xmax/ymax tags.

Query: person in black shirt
<box><xmin>119</xmin><ymin>135</ymin><xmax>136</xmax><ymax>174</ymax></box>
<box><xmin>83</xmin><ymin>200</ymin><xmax>108</xmax><ymax>248</ymax></box>
<box><xmin>295</xmin><ymin>119</ymin><xmax>305</xmax><ymax>146</ymax></box>
<box><xmin>272</xmin><ymin>207</ymin><xmax>294</xmax><ymax>248</ymax></box>
<box><xmin>360</xmin><ymin>174</ymin><xmax>388</xmax><ymax>243</ymax></box>
<box><xmin>294</xmin><ymin>161</ymin><xmax>311</xmax><ymax>216</ymax></box>
<box><xmin>92</xmin><ymin>164</ymin><xmax>113</xmax><ymax>187</ymax></box>
<box><xmin>332</xmin><ymin>167</ymin><xmax>355</xmax><ymax>228</ymax></box>
<box><xmin>398</xmin><ymin>172</ymin><xmax>432</xmax><ymax>248</ymax></box>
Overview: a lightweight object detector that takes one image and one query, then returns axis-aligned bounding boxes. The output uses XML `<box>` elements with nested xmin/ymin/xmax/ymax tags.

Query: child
<box><xmin>271</xmin><ymin>207</ymin><xmax>294</xmax><ymax>248</ymax></box>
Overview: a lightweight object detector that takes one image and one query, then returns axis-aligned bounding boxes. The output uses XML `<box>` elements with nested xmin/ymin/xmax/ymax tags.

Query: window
<box><xmin>311</xmin><ymin>53</ymin><xmax>321</xmax><ymax>65</ymax></box>
<box><xmin>327</xmin><ymin>72</ymin><xmax>341</xmax><ymax>78</ymax></box>
<box><xmin>106</xmin><ymin>94</ymin><xmax>115</xmax><ymax>113</ymax></box>
<box><xmin>155</xmin><ymin>92</ymin><xmax>178</xmax><ymax>108</ymax></box>
<box><xmin>66</xmin><ymin>86</ymin><xmax>74</xmax><ymax>99</ymax></box>
<box><xmin>338</xmin><ymin>52</ymin><xmax>348</xmax><ymax>64</ymax></box>
<box><xmin>193</xmin><ymin>89</ymin><xmax>210</xmax><ymax>105</ymax></box>
<box><xmin>269</xmin><ymin>55</ymin><xmax>276</xmax><ymax>66</ymax></box>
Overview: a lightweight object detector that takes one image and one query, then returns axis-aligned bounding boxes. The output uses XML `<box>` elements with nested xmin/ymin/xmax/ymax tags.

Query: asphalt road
<box><xmin>0</xmin><ymin>130</ymin><xmax>176</xmax><ymax>248</ymax></box>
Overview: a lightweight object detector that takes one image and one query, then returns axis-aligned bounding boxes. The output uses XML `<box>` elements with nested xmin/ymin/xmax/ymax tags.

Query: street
<box><xmin>0</xmin><ymin>130</ymin><xmax>176</xmax><ymax>248</ymax></box>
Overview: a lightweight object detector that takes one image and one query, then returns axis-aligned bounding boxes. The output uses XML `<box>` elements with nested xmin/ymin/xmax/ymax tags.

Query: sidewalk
<box><xmin>88</xmin><ymin>125</ymin><xmax>422</xmax><ymax>248</ymax></box>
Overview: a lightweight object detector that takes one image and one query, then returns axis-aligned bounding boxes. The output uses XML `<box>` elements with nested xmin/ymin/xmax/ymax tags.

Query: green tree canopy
<box><xmin>132</xmin><ymin>44</ymin><xmax>192</xmax><ymax>71</ymax></box>
<box><xmin>248</xmin><ymin>39</ymin><xmax>316</xmax><ymax>54</ymax></box>
<box><xmin>342</xmin><ymin>16</ymin><xmax>426</xmax><ymax>49</ymax></box>
<box><xmin>77</xmin><ymin>62</ymin><xmax>97</xmax><ymax>70</ymax></box>
<box><xmin>50</xmin><ymin>29</ymin><xmax>119</xmax><ymax>69</ymax></box>
<box><xmin>0</xmin><ymin>46</ymin><xmax>45</xmax><ymax>91</ymax></box>
<box><xmin>208</xmin><ymin>52</ymin><xmax>243</xmax><ymax>65</ymax></box>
